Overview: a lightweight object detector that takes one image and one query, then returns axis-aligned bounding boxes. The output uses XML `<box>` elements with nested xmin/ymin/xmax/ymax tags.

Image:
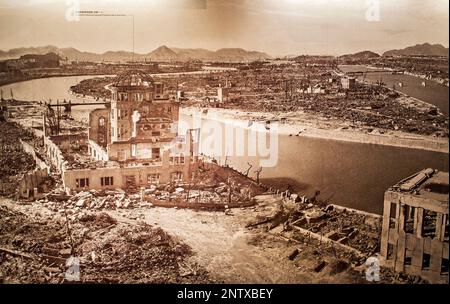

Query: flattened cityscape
<box><xmin>0</xmin><ymin>0</ymin><xmax>448</xmax><ymax>285</ymax></box>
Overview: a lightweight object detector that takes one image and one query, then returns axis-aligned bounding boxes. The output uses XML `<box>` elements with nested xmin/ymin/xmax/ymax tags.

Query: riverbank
<box><xmin>338</xmin><ymin>64</ymin><xmax>449</xmax><ymax>87</ymax></box>
<box><xmin>0</xmin><ymin>72</ymin><xmax>113</xmax><ymax>88</ymax></box>
<box><xmin>182</xmin><ymin>106</ymin><xmax>449</xmax><ymax>154</ymax></box>
<box><xmin>403</xmin><ymin>71</ymin><xmax>449</xmax><ymax>87</ymax></box>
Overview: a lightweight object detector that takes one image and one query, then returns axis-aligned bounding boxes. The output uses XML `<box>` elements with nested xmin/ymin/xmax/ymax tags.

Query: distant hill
<box><xmin>213</xmin><ymin>48</ymin><xmax>270</xmax><ymax>61</ymax></box>
<box><xmin>383</xmin><ymin>43</ymin><xmax>449</xmax><ymax>57</ymax></box>
<box><xmin>339</xmin><ymin>50</ymin><xmax>380</xmax><ymax>60</ymax></box>
<box><xmin>1</xmin><ymin>45</ymin><xmax>60</xmax><ymax>59</ymax></box>
<box><xmin>148</xmin><ymin>45</ymin><xmax>179</xmax><ymax>61</ymax></box>
<box><xmin>0</xmin><ymin>45</ymin><xmax>271</xmax><ymax>62</ymax></box>
<box><xmin>170</xmin><ymin>47</ymin><xmax>270</xmax><ymax>61</ymax></box>
<box><xmin>170</xmin><ymin>47</ymin><xmax>214</xmax><ymax>61</ymax></box>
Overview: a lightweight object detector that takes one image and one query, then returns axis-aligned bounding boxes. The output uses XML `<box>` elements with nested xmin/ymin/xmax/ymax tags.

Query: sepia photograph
<box><xmin>0</xmin><ymin>0</ymin><xmax>448</xmax><ymax>293</ymax></box>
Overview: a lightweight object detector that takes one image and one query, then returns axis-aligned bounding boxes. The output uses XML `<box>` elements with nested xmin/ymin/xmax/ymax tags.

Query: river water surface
<box><xmin>339</xmin><ymin>64</ymin><xmax>449</xmax><ymax>115</ymax></box>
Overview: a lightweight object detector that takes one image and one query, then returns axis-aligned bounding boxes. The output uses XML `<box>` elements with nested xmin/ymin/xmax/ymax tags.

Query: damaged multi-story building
<box><xmin>380</xmin><ymin>168</ymin><xmax>449</xmax><ymax>283</ymax></box>
<box><xmin>44</xmin><ymin>71</ymin><xmax>199</xmax><ymax>192</ymax></box>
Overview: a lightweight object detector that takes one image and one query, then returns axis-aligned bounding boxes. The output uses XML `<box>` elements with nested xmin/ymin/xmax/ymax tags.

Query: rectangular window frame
<box><xmin>76</xmin><ymin>178</ymin><xmax>89</xmax><ymax>188</ymax></box>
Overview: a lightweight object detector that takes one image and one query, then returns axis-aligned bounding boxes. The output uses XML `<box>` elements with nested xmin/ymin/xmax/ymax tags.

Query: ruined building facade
<box><xmin>380</xmin><ymin>169</ymin><xmax>449</xmax><ymax>283</ymax></box>
<box><xmin>341</xmin><ymin>76</ymin><xmax>356</xmax><ymax>90</ymax></box>
<box><xmin>60</xmin><ymin>71</ymin><xmax>199</xmax><ymax>191</ymax></box>
<box><xmin>88</xmin><ymin>72</ymin><xmax>180</xmax><ymax>162</ymax></box>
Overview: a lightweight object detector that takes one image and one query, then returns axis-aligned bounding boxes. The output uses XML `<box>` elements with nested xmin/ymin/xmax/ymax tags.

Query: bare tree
<box><xmin>244</xmin><ymin>162</ymin><xmax>253</xmax><ymax>177</ymax></box>
<box><xmin>255</xmin><ymin>166</ymin><xmax>263</xmax><ymax>184</ymax></box>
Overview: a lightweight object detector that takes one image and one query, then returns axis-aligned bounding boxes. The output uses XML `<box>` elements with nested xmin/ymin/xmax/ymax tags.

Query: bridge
<box><xmin>344</xmin><ymin>69</ymin><xmax>403</xmax><ymax>77</ymax></box>
<box><xmin>47</xmin><ymin>101</ymin><xmax>110</xmax><ymax>112</ymax></box>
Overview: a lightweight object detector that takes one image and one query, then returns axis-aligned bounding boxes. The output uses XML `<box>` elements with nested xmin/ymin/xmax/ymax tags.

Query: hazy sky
<box><xmin>0</xmin><ymin>0</ymin><xmax>448</xmax><ymax>56</ymax></box>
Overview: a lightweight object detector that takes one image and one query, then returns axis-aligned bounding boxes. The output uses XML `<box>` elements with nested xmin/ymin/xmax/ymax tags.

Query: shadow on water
<box><xmin>260</xmin><ymin>177</ymin><xmax>312</xmax><ymax>193</ymax></box>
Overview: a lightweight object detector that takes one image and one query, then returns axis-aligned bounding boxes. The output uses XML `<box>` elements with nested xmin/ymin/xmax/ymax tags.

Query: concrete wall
<box><xmin>43</xmin><ymin>134</ymin><xmax>85</xmax><ymax>173</ymax></box>
<box><xmin>20</xmin><ymin>140</ymin><xmax>47</xmax><ymax>171</ymax></box>
<box><xmin>18</xmin><ymin>168</ymin><xmax>49</xmax><ymax>198</ymax></box>
<box><xmin>44</xmin><ymin>135</ymin><xmax>67</xmax><ymax>173</ymax></box>
<box><xmin>135</xmin><ymin>119</ymin><xmax>177</xmax><ymax>141</ymax></box>
<box><xmin>107</xmin><ymin>141</ymin><xmax>132</xmax><ymax>161</ymax></box>
<box><xmin>18</xmin><ymin>140</ymin><xmax>50</xmax><ymax>198</ymax></box>
<box><xmin>111</xmin><ymin>98</ymin><xmax>179</xmax><ymax>142</ymax></box>
<box><xmin>28</xmin><ymin>126</ymin><xmax>45</xmax><ymax>139</ymax></box>
<box><xmin>89</xmin><ymin>108</ymin><xmax>110</xmax><ymax>148</ymax></box>
<box><xmin>89</xmin><ymin>139</ymin><xmax>108</xmax><ymax>161</ymax></box>
<box><xmin>139</xmin><ymin>101</ymin><xmax>179</xmax><ymax>123</ymax></box>
<box><xmin>380</xmin><ymin>190</ymin><xmax>449</xmax><ymax>283</ymax></box>
<box><xmin>63</xmin><ymin>156</ymin><xmax>198</xmax><ymax>192</ymax></box>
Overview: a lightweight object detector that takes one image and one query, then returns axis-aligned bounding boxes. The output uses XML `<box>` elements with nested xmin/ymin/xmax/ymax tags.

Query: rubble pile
<box><xmin>296</xmin><ymin>93</ymin><xmax>448</xmax><ymax>136</ymax></box>
<box><xmin>246</xmin><ymin>194</ymin><xmax>428</xmax><ymax>283</ymax></box>
<box><xmin>78</xmin><ymin>221</ymin><xmax>209</xmax><ymax>283</ymax></box>
<box><xmin>286</xmin><ymin>205</ymin><xmax>382</xmax><ymax>256</ymax></box>
<box><xmin>247</xmin><ymin>196</ymin><xmax>382</xmax><ymax>257</ymax></box>
<box><xmin>0</xmin><ymin>121</ymin><xmax>37</xmax><ymax>196</ymax></box>
<box><xmin>145</xmin><ymin>181</ymin><xmax>249</xmax><ymax>204</ymax></box>
<box><xmin>39</xmin><ymin>189</ymin><xmax>143</xmax><ymax>211</ymax></box>
<box><xmin>0</xmin><ymin>205</ymin><xmax>211</xmax><ymax>283</ymax></box>
<box><xmin>36</xmin><ymin>175</ymin><xmax>57</xmax><ymax>194</ymax></box>
<box><xmin>145</xmin><ymin>184</ymin><xmax>222</xmax><ymax>202</ymax></box>
<box><xmin>63</xmin><ymin>153</ymin><xmax>107</xmax><ymax>170</ymax></box>
<box><xmin>39</xmin><ymin>179</ymin><xmax>252</xmax><ymax>213</ymax></box>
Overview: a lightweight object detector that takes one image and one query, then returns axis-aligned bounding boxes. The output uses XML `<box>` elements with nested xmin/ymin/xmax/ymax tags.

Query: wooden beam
<box><xmin>0</xmin><ymin>247</ymin><xmax>34</xmax><ymax>259</ymax></box>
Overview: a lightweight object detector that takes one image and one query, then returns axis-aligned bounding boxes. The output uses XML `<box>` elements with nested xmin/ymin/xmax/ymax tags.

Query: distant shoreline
<box><xmin>0</xmin><ymin>72</ymin><xmax>112</xmax><ymax>87</ymax></box>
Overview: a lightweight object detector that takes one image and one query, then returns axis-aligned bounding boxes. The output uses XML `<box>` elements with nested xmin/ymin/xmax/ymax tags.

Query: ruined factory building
<box><xmin>47</xmin><ymin>71</ymin><xmax>200</xmax><ymax>192</ymax></box>
<box><xmin>380</xmin><ymin>168</ymin><xmax>449</xmax><ymax>283</ymax></box>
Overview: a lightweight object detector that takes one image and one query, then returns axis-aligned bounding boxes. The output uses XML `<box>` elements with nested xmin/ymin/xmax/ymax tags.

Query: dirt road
<box><xmin>136</xmin><ymin>207</ymin><xmax>311</xmax><ymax>283</ymax></box>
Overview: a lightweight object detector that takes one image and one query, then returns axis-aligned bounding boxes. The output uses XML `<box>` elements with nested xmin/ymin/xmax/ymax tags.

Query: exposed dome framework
<box><xmin>114</xmin><ymin>70</ymin><xmax>154</xmax><ymax>88</ymax></box>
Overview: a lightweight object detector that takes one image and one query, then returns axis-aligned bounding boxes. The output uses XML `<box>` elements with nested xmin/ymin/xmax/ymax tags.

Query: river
<box><xmin>1</xmin><ymin>74</ymin><xmax>448</xmax><ymax>214</ymax></box>
<box><xmin>339</xmin><ymin>64</ymin><xmax>449</xmax><ymax>115</ymax></box>
<box><xmin>0</xmin><ymin>75</ymin><xmax>113</xmax><ymax>123</ymax></box>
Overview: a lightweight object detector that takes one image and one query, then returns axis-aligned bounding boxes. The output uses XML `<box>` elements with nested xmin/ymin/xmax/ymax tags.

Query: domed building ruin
<box><xmin>62</xmin><ymin>70</ymin><xmax>199</xmax><ymax>191</ymax></box>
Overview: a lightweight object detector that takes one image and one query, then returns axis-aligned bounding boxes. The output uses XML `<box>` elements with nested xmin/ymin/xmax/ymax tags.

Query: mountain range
<box><xmin>0</xmin><ymin>45</ymin><xmax>271</xmax><ymax>62</ymax></box>
<box><xmin>337</xmin><ymin>43</ymin><xmax>448</xmax><ymax>60</ymax></box>
<box><xmin>382</xmin><ymin>43</ymin><xmax>448</xmax><ymax>57</ymax></box>
<box><xmin>0</xmin><ymin>43</ymin><xmax>447</xmax><ymax>62</ymax></box>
